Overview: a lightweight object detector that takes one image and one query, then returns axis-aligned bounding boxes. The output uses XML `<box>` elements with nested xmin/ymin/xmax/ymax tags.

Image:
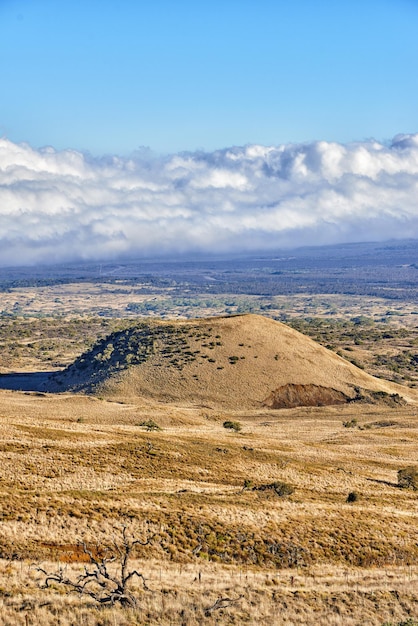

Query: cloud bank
<box><xmin>1</xmin><ymin>134</ymin><xmax>418</xmax><ymax>266</ymax></box>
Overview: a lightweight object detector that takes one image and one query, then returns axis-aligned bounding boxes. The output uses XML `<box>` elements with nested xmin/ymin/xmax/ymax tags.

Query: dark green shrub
<box><xmin>346</xmin><ymin>491</ymin><xmax>359</xmax><ymax>503</ymax></box>
<box><xmin>138</xmin><ymin>419</ymin><xmax>162</xmax><ymax>432</ymax></box>
<box><xmin>254</xmin><ymin>481</ymin><xmax>294</xmax><ymax>497</ymax></box>
<box><xmin>343</xmin><ymin>419</ymin><xmax>357</xmax><ymax>428</ymax></box>
<box><xmin>398</xmin><ymin>466</ymin><xmax>418</xmax><ymax>490</ymax></box>
<box><xmin>223</xmin><ymin>420</ymin><xmax>242</xmax><ymax>432</ymax></box>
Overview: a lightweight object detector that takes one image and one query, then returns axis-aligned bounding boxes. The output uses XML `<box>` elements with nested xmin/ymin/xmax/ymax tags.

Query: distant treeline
<box><xmin>1</xmin><ymin>271</ymin><xmax>417</xmax><ymax>301</ymax></box>
<box><xmin>0</xmin><ymin>278</ymin><xmax>73</xmax><ymax>291</ymax></box>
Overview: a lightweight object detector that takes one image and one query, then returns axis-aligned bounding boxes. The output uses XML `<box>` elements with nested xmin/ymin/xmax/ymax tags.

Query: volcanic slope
<box><xmin>47</xmin><ymin>314</ymin><xmax>417</xmax><ymax>409</ymax></box>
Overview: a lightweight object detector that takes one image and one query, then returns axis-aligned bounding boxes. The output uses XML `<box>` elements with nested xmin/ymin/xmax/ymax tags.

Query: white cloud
<box><xmin>0</xmin><ymin>135</ymin><xmax>418</xmax><ymax>266</ymax></box>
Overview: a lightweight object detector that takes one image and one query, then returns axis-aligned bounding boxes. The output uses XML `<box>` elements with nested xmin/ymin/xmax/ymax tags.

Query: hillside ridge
<box><xmin>47</xmin><ymin>314</ymin><xmax>417</xmax><ymax>409</ymax></box>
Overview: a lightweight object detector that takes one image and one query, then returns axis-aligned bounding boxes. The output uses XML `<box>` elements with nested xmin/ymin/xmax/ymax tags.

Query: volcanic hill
<box><xmin>47</xmin><ymin>314</ymin><xmax>414</xmax><ymax>409</ymax></box>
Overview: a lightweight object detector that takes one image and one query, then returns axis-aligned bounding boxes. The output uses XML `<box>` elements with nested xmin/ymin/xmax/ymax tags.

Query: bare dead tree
<box><xmin>37</xmin><ymin>525</ymin><xmax>155</xmax><ymax>607</ymax></box>
<box><xmin>204</xmin><ymin>594</ymin><xmax>244</xmax><ymax>616</ymax></box>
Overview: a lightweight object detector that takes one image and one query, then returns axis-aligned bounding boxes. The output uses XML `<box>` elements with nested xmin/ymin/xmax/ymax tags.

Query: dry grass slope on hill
<box><xmin>47</xmin><ymin>314</ymin><xmax>418</xmax><ymax>409</ymax></box>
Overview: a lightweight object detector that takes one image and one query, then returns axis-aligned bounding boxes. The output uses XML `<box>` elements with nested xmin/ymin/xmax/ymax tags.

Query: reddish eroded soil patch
<box><xmin>263</xmin><ymin>383</ymin><xmax>349</xmax><ymax>409</ymax></box>
<box><xmin>40</xmin><ymin>542</ymin><xmax>105</xmax><ymax>563</ymax></box>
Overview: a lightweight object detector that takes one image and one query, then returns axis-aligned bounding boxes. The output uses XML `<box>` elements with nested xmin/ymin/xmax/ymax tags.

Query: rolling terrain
<box><xmin>0</xmin><ymin>310</ymin><xmax>417</xmax><ymax>624</ymax></box>
<box><xmin>0</xmin><ymin>242</ymin><xmax>417</xmax><ymax>625</ymax></box>
<box><xmin>0</xmin><ymin>389</ymin><xmax>417</xmax><ymax>624</ymax></box>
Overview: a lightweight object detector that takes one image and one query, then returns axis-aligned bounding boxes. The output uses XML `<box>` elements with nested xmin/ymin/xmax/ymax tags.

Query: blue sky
<box><xmin>1</xmin><ymin>0</ymin><xmax>418</xmax><ymax>154</ymax></box>
<box><xmin>1</xmin><ymin>1</ymin><xmax>418</xmax><ymax>266</ymax></box>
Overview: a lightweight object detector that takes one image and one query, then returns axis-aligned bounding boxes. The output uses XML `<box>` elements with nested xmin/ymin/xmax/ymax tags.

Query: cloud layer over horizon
<box><xmin>1</xmin><ymin>134</ymin><xmax>418</xmax><ymax>267</ymax></box>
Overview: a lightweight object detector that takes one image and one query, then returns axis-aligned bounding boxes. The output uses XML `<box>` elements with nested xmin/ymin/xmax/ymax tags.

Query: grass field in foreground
<box><xmin>0</xmin><ymin>389</ymin><xmax>417</xmax><ymax>624</ymax></box>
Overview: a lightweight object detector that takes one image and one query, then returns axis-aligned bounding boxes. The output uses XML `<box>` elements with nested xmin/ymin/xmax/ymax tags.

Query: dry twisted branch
<box><xmin>204</xmin><ymin>594</ymin><xmax>244</xmax><ymax>616</ymax></box>
<box><xmin>37</xmin><ymin>525</ymin><xmax>154</xmax><ymax>607</ymax></box>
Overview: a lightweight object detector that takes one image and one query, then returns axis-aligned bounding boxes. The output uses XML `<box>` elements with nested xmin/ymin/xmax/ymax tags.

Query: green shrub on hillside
<box><xmin>346</xmin><ymin>491</ymin><xmax>359</xmax><ymax>503</ymax></box>
<box><xmin>223</xmin><ymin>420</ymin><xmax>242</xmax><ymax>432</ymax></box>
<box><xmin>138</xmin><ymin>419</ymin><xmax>162</xmax><ymax>431</ymax></box>
<box><xmin>254</xmin><ymin>481</ymin><xmax>295</xmax><ymax>497</ymax></box>
<box><xmin>398</xmin><ymin>466</ymin><xmax>418</xmax><ymax>490</ymax></box>
<box><xmin>343</xmin><ymin>419</ymin><xmax>357</xmax><ymax>428</ymax></box>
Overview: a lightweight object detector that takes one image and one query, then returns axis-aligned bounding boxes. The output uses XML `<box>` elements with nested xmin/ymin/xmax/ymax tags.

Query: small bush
<box><xmin>254</xmin><ymin>481</ymin><xmax>295</xmax><ymax>497</ymax></box>
<box><xmin>343</xmin><ymin>419</ymin><xmax>357</xmax><ymax>428</ymax></box>
<box><xmin>346</xmin><ymin>491</ymin><xmax>359</xmax><ymax>503</ymax></box>
<box><xmin>138</xmin><ymin>419</ymin><xmax>162</xmax><ymax>431</ymax></box>
<box><xmin>223</xmin><ymin>420</ymin><xmax>242</xmax><ymax>432</ymax></box>
<box><xmin>398</xmin><ymin>466</ymin><xmax>418</xmax><ymax>490</ymax></box>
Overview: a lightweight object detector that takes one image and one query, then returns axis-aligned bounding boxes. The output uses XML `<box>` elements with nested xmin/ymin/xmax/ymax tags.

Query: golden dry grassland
<box><xmin>0</xmin><ymin>294</ymin><xmax>418</xmax><ymax>624</ymax></box>
<box><xmin>0</xmin><ymin>387</ymin><xmax>418</xmax><ymax>624</ymax></box>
